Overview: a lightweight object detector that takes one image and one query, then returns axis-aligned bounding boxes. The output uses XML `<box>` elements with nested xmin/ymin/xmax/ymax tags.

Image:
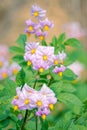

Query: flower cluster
<box><xmin>24</xmin><ymin>42</ymin><xmax>66</xmax><ymax>75</ymax></box>
<box><xmin>12</xmin><ymin>84</ymin><xmax>57</xmax><ymax>119</ymax></box>
<box><xmin>25</xmin><ymin>4</ymin><xmax>54</xmax><ymax>41</ymax></box>
<box><xmin>0</xmin><ymin>45</ymin><xmax>21</xmax><ymax>80</ymax></box>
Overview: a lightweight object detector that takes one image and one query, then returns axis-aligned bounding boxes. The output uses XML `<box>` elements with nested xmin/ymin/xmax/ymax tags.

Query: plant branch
<box><xmin>21</xmin><ymin>110</ymin><xmax>28</xmax><ymax>130</ymax></box>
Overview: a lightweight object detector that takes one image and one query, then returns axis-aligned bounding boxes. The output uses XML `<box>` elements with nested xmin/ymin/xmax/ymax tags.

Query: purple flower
<box><xmin>31</xmin><ymin>92</ymin><xmax>48</xmax><ymax>108</ymax></box>
<box><xmin>53</xmin><ymin>65</ymin><xmax>66</xmax><ymax>76</ymax></box>
<box><xmin>40</xmin><ymin>84</ymin><xmax>55</xmax><ymax>98</ymax></box>
<box><xmin>36</xmin><ymin>46</ymin><xmax>54</xmax><ymax>65</ymax></box>
<box><xmin>0</xmin><ymin>57</ymin><xmax>8</xmax><ymax>68</ymax></box>
<box><xmin>31</xmin><ymin>4</ymin><xmax>46</xmax><ymax>19</ymax></box>
<box><xmin>40</xmin><ymin>84</ymin><xmax>57</xmax><ymax>110</ymax></box>
<box><xmin>12</xmin><ymin>84</ymin><xmax>36</xmax><ymax>110</ymax></box>
<box><xmin>24</xmin><ymin>19</ymin><xmax>36</xmax><ymax>34</ymax></box>
<box><xmin>0</xmin><ymin>67</ymin><xmax>10</xmax><ymax>80</ymax></box>
<box><xmin>40</xmin><ymin>18</ymin><xmax>54</xmax><ymax>31</ymax></box>
<box><xmin>36</xmin><ymin>107</ymin><xmax>50</xmax><ymax>120</ymax></box>
<box><xmin>0</xmin><ymin>45</ymin><xmax>9</xmax><ymax>58</ymax></box>
<box><xmin>58</xmin><ymin>51</ymin><xmax>66</xmax><ymax>64</ymax></box>
<box><xmin>33</xmin><ymin>59</ymin><xmax>49</xmax><ymax>73</ymax></box>
<box><xmin>25</xmin><ymin>42</ymin><xmax>39</xmax><ymax>56</ymax></box>
<box><xmin>62</xmin><ymin>22</ymin><xmax>86</xmax><ymax>38</ymax></box>
<box><xmin>24</xmin><ymin>53</ymin><xmax>34</xmax><ymax>66</ymax></box>
<box><xmin>10</xmin><ymin>63</ymin><xmax>21</xmax><ymax>75</ymax></box>
<box><xmin>12</xmin><ymin>83</ymin><xmax>57</xmax><ymax>118</ymax></box>
<box><xmin>36</xmin><ymin>30</ymin><xmax>48</xmax><ymax>41</ymax></box>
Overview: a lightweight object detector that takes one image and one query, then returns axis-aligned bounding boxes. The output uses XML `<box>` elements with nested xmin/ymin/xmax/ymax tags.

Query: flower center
<box><xmin>43</xmin><ymin>55</ymin><xmax>48</xmax><ymax>61</ymax></box>
<box><xmin>25</xmin><ymin>99</ymin><xmax>30</xmax><ymax>105</ymax></box>
<box><xmin>27</xmin><ymin>32</ymin><xmax>31</xmax><ymax>37</ymax></box>
<box><xmin>41</xmin><ymin>114</ymin><xmax>46</xmax><ymax>120</ymax></box>
<box><xmin>0</xmin><ymin>61</ymin><xmax>3</xmax><ymax>67</ymax></box>
<box><xmin>44</xmin><ymin>25</ymin><xmax>49</xmax><ymax>31</ymax></box>
<box><xmin>36</xmin><ymin>101</ymin><xmax>42</xmax><ymax>107</ymax></box>
<box><xmin>2</xmin><ymin>72</ymin><xmax>8</xmax><ymax>78</ymax></box>
<box><xmin>31</xmin><ymin>49</ymin><xmax>36</xmax><ymax>54</ymax></box>
<box><xmin>54</xmin><ymin>59</ymin><xmax>58</xmax><ymax>65</ymax></box>
<box><xmin>39</xmin><ymin>67</ymin><xmax>44</xmax><ymax>73</ymax></box>
<box><xmin>14</xmin><ymin>105</ymin><xmax>18</xmax><ymax>111</ymax></box>
<box><xmin>39</xmin><ymin>35</ymin><xmax>44</xmax><ymax>41</ymax></box>
<box><xmin>13</xmin><ymin>68</ymin><xmax>18</xmax><ymax>75</ymax></box>
<box><xmin>14</xmin><ymin>95</ymin><xmax>19</xmax><ymax>99</ymax></box>
<box><xmin>28</xmin><ymin>26</ymin><xmax>34</xmax><ymax>31</ymax></box>
<box><xmin>34</xmin><ymin>11</ymin><xmax>39</xmax><ymax>17</ymax></box>
<box><xmin>58</xmin><ymin>72</ymin><xmax>62</xmax><ymax>76</ymax></box>
<box><xmin>49</xmin><ymin>104</ymin><xmax>54</xmax><ymax>110</ymax></box>
<box><xmin>27</xmin><ymin>61</ymin><xmax>32</xmax><ymax>66</ymax></box>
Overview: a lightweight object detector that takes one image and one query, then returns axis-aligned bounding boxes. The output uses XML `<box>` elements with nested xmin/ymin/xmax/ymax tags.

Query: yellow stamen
<box><xmin>54</xmin><ymin>60</ymin><xmax>58</xmax><ymax>65</ymax></box>
<box><xmin>2</xmin><ymin>72</ymin><xmax>7</xmax><ymax>78</ymax></box>
<box><xmin>14</xmin><ymin>95</ymin><xmax>19</xmax><ymax>99</ymax></box>
<box><xmin>31</xmin><ymin>49</ymin><xmax>36</xmax><ymax>54</ymax></box>
<box><xmin>27</xmin><ymin>32</ymin><xmax>31</xmax><ymax>37</ymax></box>
<box><xmin>39</xmin><ymin>35</ymin><xmax>44</xmax><ymax>41</ymax></box>
<box><xmin>43</xmin><ymin>55</ymin><xmax>48</xmax><ymax>61</ymax></box>
<box><xmin>0</xmin><ymin>61</ymin><xmax>3</xmax><ymax>67</ymax></box>
<box><xmin>49</xmin><ymin>104</ymin><xmax>54</xmax><ymax>110</ymax></box>
<box><xmin>58</xmin><ymin>72</ymin><xmax>62</xmax><ymax>76</ymax></box>
<box><xmin>27</xmin><ymin>61</ymin><xmax>32</xmax><ymax>66</ymax></box>
<box><xmin>14</xmin><ymin>105</ymin><xmax>18</xmax><ymax>111</ymax></box>
<box><xmin>44</xmin><ymin>25</ymin><xmax>49</xmax><ymax>31</ymax></box>
<box><xmin>34</xmin><ymin>11</ymin><xmax>39</xmax><ymax>17</ymax></box>
<box><xmin>36</xmin><ymin>101</ymin><xmax>42</xmax><ymax>107</ymax></box>
<box><xmin>25</xmin><ymin>99</ymin><xmax>30</xmax><ymax>105</ymax></box>
<box><xmin>42</xmin><ymin>114</ymin><xmax>46</xmax><ymax>120</ymax></box>
<box><xmin>28</xmin><ymin>26</ymin><xmax>33</xmax><ymax>31</ymax></box>
<box><xmin>13</xmin><ymin>68</ymin><xmax>18</xmax><ymax>75</ymax></box>
<box><xmin>39</xmin><ymin>67</ymin><xmax>44</xmax><ymax>73</ymax></box>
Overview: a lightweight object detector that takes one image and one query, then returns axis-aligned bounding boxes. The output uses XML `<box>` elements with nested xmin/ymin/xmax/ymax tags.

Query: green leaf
<box><xmin>69</xmin><ymin>124</ymin><xmax>87</xmax><ymax>130</ymax></box>
<box><xmin>63</xmin><ymin>68</ymin><xmax>77</xmax><ymax>80</ymax></box>
<box><xmin>58</xmin><ymin>93</ymin><xmax>82</xmax><ymax>106</ymax></box>
<box><xmin>41</xmin><ymin>40</ymin><xmax>47</xmax><ymax>46</ymax></box>
<box><xmin>50</xmin><ymin>81</ymin><xmax>76</xmax><ymax>94</ymax></box>
<box><xmin>50</xmin><ymin>36</ymin><xmax>57</xmax><ymax>47</ymax></box>
<box><xmin>12</xmin><ymin>55</ymin><xmax>24</xmax><ymax>62</ymax></box>
<box><xmin>16</xmin><ymin>68</ymin><xmax>25</xmax><ymax>86</ymax></box>
<box><xmin>64</xmin><ymin>38</ymin><xmax>82</xmax><ymax>48</ymax></box>
<box><xmin>16</xmin><ymin>34</ymin><xmax>27</xmax><ymax>48</ymax></box>
<box><xmin>9</xmin><ymin>46</ymin><xmax>24</xmax><ymax>54</ymax></box>
<box><xmin>40</xmin><ymin>118</ymin><xmax>48</xmax><ymax>130</ymax></box>
<box><xmin>57</xmin><ymin>33</ymin><xmax>66</xmax><ymax>45</ymax></box>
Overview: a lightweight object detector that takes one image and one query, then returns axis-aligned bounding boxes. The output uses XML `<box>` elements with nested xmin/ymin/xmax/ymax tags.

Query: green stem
<box><xmin>21</xmin><ymin>110</ymin><xmax>28</xmax><ymax>130</ymax></box>
<box><xmin>33</xmin><ymin>79</ymin><xmax>37</xmax><ymax>89</ymax></box>
<box><xmin>36</xmin><ymin>115</ymin><xmax>38</xmax><ymax>130</ymax></box>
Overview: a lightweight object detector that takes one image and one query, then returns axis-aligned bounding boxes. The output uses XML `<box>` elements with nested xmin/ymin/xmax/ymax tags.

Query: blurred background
<box><xmin>0</xmin><ymin>0</ymin><xmax>87</xmax><ymax>48</ymax></box>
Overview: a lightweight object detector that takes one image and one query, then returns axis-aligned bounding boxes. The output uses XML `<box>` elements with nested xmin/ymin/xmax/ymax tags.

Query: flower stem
<box><xmin>33</xmin><ymin>79</ymin><xmax>37</xmax><ymax>89</ymax></box>
<box><xmin>36</xmin><ymin>116</ymin><xmax>38</xmax><ymax>130</ymax></box>
<box><xmin>21</xmin><ymin>110</ymin><xmax>28</xmax><ymax>130</ymax></box>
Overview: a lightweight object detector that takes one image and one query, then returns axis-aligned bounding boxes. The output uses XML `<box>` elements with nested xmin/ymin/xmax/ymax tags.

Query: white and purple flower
<box><xmin>25</xmin><ymin>19</ymin><xmax>36</xmax><ymax>35</ymax></box>
<box><xmin>36</xmin><ymin>30</ymin><xmax>48</xmax><ymax>41</ymax></box>
<box><xmin>40</xmin><ymin>18</ymin><xmax>54</xmax><ymax>31</ymax></box>
<box><xmin>12</xmin><ymin>83</ymin><xmax>57</xmax><ymax>119</ymax></box>
<box><xmin>31</xmin><ymin>4</ymin><xmax>46</xmax><ymax>19</ymax></box>
<box><xmin>53</xmin><ymin>65</ymin><xmax>66</xmax><ymax>76</ymax></box>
